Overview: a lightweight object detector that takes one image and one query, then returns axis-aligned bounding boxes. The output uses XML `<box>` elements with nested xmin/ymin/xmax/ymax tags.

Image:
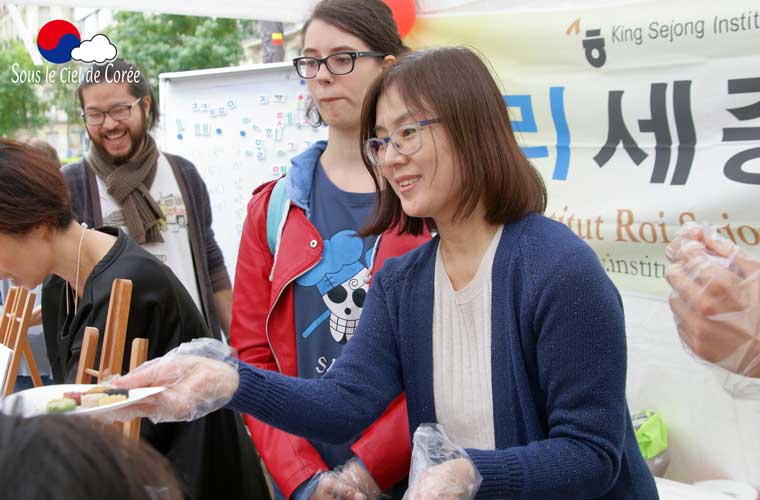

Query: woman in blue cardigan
<box><xmin>114</xmin><ymin>47</ymin><xmax>658</xmax><ymax>500</ymax></box>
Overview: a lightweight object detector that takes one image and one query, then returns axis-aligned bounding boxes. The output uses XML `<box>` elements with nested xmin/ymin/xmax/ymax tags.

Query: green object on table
<box><xmin>633</xmin><ymin>410</ymin><xmax>668</xmax><ymax>460</ymax></box>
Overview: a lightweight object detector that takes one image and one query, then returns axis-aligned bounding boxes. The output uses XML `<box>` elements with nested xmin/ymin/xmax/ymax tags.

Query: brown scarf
<box><xmin>87</xmin><ymin>134</ymin><xmax>164</xmax><ymax>244</ymax></box>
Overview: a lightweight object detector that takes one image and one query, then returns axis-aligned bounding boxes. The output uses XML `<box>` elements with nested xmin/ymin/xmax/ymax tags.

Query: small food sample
<box><xmin>63</xmin><ymin>391</ymin><xmax>82</xmax><ymax>405</ymax></box>
<box><xmin>103</xmin><ymin>388</ymin><xmax>129</xmax><ymax>397</ymax></box>
<box><xmin>99</xmin><ymin>394</ymin><xmax>128</xmax><ymax>405</ymax></box>
<box><xmin>46</xmin><ymin>397</ymin><xmax>77</xmax><ymax>414</ymax></box>
<box><xmin>85</xmin><ymin>385</ymin><xmax>110</xmax><ymax>395</ymax></box>
<box><xmin>46</xmin><ymin>385</ymin><xmax>130</xmax><ymax>413</ymax></box>
<box><xmin>81</xmin><ymin>393</ymin><xmax>108</xmax><ymax>408</ymax></box>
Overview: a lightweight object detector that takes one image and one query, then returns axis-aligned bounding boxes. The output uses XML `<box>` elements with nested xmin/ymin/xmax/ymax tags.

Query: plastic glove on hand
<box><xmin>103</xmin><ymin>338</ymin><xmax>239</xmax><ymax>423</ymax></box>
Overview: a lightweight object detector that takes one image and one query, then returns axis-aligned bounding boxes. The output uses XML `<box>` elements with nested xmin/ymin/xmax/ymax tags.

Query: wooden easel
<box><xmin>76</xmin><ymin>279</ymin><xmax>134</xmax><ymax>384</ymax></box>
<box><xmin>1</xmin><ymin>287</ymin><xmax>43</xmax><ymax>396</ymax></box>
<box><xmin>74</xmin><ymin>279</ymin><xmax>148</xmax><ymax>441</ymax></box>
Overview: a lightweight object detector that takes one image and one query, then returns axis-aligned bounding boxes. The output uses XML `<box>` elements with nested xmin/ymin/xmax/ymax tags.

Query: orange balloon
<box><xmin>384</xmin><ymin>0</ymin><xmax>417</xmax><ymax>38</ymax></box>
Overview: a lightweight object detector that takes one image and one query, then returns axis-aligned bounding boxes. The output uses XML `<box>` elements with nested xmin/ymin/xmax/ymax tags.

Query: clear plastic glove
<box><xmin>666</xmin><ymin>222</ymin><xmax>760</xmax><ymax>395</ymax></box>
<box><xmin>306</xmin><ymin>459</ymin><xmax>383</xmax><ymax>500</ymax></box>
<box><xmin>402</xmin><ymin>424</ymin><xmax>481</xmax><ymax>500</ymax></box>
<box><xmin>102</xmin><ymin>338</ymin><xmax>239</xmax><ymax>423</ymax></box>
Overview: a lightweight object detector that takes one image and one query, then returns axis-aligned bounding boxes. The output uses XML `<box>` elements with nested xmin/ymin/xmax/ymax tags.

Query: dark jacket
<box><xmin>62</xmin><ymin>154</ymin><xmax>230</xmax><ymax>338</ymax></box>
<box><xmin>229</xmin><ymin>214</ymin><xmax>659</xmax><ymax>500</ymax></box>
<box><xmin>42</xmin><ymin>227</ymin><xmax>270</xmax><ymax>500</ymax></box>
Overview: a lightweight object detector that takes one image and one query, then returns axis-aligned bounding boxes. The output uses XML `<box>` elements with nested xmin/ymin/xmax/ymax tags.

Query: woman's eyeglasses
<box><xmin>364</xmin><ymin>119</ymin><xmax>441</xmax><ymax>167</ymax></box>
<box><xmin>293</xmin><ymin>51</ymin><xmax>387</xmax><ymax>79</ymax></box>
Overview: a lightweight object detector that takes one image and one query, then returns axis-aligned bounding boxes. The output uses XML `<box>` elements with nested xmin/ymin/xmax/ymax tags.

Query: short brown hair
<box><xmin>0</xmin><ymin>138</ymin><xmax>72</xmax><ymax>234</ymax></box>
<box><xmin>0</xmin><ymin>415</ymin><xmax>182</xmax><ymax>500</ymax></box>
<box><xmin>20</xmin><ymin>137</ymin><xmax>61</xmax><ymax>167</ymax></box>
<box><xmin>360</xmin><ymin>47</ymin><xmax>547</xmax><ymax>236</ymax></box>
<box><xmin>302</xmin><ymin>0</ymin><xmax>410</xmax><ymax>126</ymax></box>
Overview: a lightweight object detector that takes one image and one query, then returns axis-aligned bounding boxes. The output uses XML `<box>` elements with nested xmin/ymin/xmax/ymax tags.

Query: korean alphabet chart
<box><xmin>159</xmin><ymin>62</ymin><xmax>328</xmax><ymax>280</ymax></box>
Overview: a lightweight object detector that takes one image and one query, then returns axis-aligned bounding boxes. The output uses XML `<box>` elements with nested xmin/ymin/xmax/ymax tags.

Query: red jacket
<box><xmin>231</xmin><ymin>178</ymin><xmax>428</xmax><ymax>498</ymax></box>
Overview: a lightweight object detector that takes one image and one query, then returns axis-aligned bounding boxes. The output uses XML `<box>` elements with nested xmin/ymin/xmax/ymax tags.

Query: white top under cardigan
<box><xmin>432</xmin><ymin>225</ymin><xmax>503</xmax><ymax>449</ymax></box>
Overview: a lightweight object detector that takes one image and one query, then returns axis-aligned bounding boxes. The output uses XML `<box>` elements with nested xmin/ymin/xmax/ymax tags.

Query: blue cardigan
<box><xmin>229</xmin><ymin>214</ymin><xmax>658</xmax><ymax>499</ymax></box>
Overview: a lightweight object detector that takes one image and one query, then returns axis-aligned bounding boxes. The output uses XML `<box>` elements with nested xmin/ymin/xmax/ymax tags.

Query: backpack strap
<box><xmin>266</xmin><ymin>176</ymin><xmax>289</xmax><ymax>255</ymax></box>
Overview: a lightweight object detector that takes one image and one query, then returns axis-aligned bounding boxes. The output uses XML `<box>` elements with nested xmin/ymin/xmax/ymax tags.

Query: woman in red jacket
<box><xmin>230</xmin><ymin>1</ymin><xmax>428</xmax><ymax>499</ymax></box>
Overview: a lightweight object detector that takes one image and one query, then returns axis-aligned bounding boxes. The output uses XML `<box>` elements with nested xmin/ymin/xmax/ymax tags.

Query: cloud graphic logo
<box><xmin>37</xmin><ymin>19</ymin><xmax>81</xmax><ymax>64</ymax></box>
<box><xmin>71</xmin><ymin>34</ymin><xmax>118</xmax><ymax>63</ymax></box>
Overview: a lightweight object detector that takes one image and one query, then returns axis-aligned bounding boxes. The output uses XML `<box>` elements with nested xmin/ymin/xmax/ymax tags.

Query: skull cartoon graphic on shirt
<box><xmin>297</xmin><ymin>230</ymin><xmax>373</xmax><ymax>344</ymax></box>
<box><xmin>323</xmin><ymin>267</ymin><xmax>370</xmax><ymax>343</ymax></box>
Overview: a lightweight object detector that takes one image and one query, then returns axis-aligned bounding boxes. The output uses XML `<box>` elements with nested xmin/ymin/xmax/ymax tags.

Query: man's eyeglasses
<box><xmin>293</xmin><ymin>51</ymin><xmax>387</xmax><ymax>79</ymax></box>
<box><xmin>364</xmin><ymin>119</ymin><xmax>441</xmax><ymax>167</ymax></box>
<box><xmin>81</xmin><ymin>97</ymin><xmax>144</xmax><ymax>126</ymax></box>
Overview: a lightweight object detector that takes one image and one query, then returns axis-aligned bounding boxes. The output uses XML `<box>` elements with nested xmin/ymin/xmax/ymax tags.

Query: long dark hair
<box><xmin>77</xmin><ymin>58</ymin><xmax>159</xmax><ymax>130</ymax></box>
<box><xmin>0</xmin><ymin>138</ymin><xmax>72</xmax><ymax>234</ymax></box>
<box><xmin>302</xmin><ymin>0</ymin><xmax>410</xmax><ymax>126</ymax></box>
<box><xmin>359</xmin><ymin>47</ymin><xmax>548</xmax><ymax>236</ymax></box>
<box><xmin>0</xmin><ymin>414</ymin><xmax>182</xmax><ymax>500</ymax></box>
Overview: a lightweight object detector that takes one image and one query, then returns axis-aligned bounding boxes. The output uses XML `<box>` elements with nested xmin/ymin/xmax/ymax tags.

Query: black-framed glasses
<box><xmin>293</xmin><ymin>51</ymin><xmax>388</xmax><ymax>79</ymax></box>
<box><xmin>81</xmin><ymin>97</ymin><xmax>143</xmax><ymax>126</ymax></box>
<box><xmin>364</xmin><ymin>119</ymin><xmax>442</xmax><ymax>167</ymax></box>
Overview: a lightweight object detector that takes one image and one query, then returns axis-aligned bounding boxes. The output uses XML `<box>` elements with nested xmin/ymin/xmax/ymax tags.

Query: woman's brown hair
<box><xmin>302</xmin><ymin>0</ymin><xmax>410</xmax><ymax>126</ymax></box>
<box><xmin>0</xmin><ymin>414</ymin><xmax>182</xmax><ymax>500</ymax></box>
<box><xmin>360</xmin><ymin>47</ymin><xmax>548</xmax><ymax>236</ymax></box>
<box><xmin>0</xmin><ymin>138</ymin><xmax>72</xmax><ymax>234</ymax></box>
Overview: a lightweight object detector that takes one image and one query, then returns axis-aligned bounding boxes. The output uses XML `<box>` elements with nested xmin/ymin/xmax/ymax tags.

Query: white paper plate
<box><xmin>655</xmin><ymin>478</ymin><xmax>735</xmax><ymax>500</ymax></box>
<box><xmin>692</xmin><ymin>480</ymin><xmax>758</xmax><ymax>500</ymax></box>
<box><xmin>1</xmin><ymin>384</ymin><xmax>165</xmax><ymax>417</ymax></box>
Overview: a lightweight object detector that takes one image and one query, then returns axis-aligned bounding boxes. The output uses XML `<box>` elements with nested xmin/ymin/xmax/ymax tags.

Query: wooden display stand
<box><xmin>74</xmin><ymin>279</ymin><xmax>148</xmax><ymax>441</ymax></box>
<box><xmin>1</xmin><ymin>287</ymin><xmax>43</xmax><ymax>396</ymax></box>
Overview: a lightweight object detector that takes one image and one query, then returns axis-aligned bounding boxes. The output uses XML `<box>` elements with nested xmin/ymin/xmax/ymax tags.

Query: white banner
<box><xmin>407</xmin><ymin>0</ymin><xmax>760</xmax><ymax>297</ymax></box>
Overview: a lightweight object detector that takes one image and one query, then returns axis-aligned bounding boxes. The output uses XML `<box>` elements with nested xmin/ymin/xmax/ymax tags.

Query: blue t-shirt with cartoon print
<box><xmin>293</xmin><ymin>159</ymin><xmax>378</xmax><ymax>468</ymax></box>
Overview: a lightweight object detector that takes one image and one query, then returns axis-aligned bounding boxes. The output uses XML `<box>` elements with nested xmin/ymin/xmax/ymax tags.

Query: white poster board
<box><xmin>158</xmin><ymin>62</ymin><xmax>328</xmax><ymax>281</ymax></box>
<box><xmin>0</xmin><ymin>344</ymin><xmax>13</xmax><ymax>395</ymax></box>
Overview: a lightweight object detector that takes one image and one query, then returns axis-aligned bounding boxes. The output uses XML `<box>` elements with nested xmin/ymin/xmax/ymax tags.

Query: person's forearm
<box><xmin>213</xmin><ymin>289</ymin><xmax>233</xmax><ymax>336</ymax></box>
<box><xmin>228</xmin><ymin>363</ymin><xmax>389</xmax><ymax>444</ymax></box>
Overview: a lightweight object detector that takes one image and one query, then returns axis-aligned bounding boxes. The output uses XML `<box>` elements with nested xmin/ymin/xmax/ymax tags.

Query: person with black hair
<box><xmin>0</xmin><ymin>139</ymin><xmax>270</xmax><ymax>500</ymax></box>
<box><xmin>230</xmin><ymin>1</ymin><xmax>428</xmax><ymax>499</ymax></box>
<box><xmin>64</xmin><ymin>58</ymin><xmax>233</xmax><ymax>341</ymax></box>
<box><xmin>111</xmin><ymin>47</ymin><xmax>659</xmax><ymax>500</ymax></box>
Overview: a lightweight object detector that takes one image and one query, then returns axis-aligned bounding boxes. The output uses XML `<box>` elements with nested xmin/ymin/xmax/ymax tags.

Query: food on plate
<box><xmin>81</xmin><ymin>393</ymin><xmax>107</xmax><ymax>408</ymax></box>
<box><xmin>46</xmin><ymin>385</ymin><xmax>130</xmax><ymax>413</ymax></box>
<box><xmin>46</xmin><ymin>397</ymin><xmax>77</xmax><ymax>414</ymax></box>
<box><xmin>98</xmin><ymin>394</ymin><xmax>128</xmax><ymax>405</ymax></box>
<box><xmin>85</xmin><ymin>385</ymin><xmax>110</xmax><ymax>395</ymax></box>
<box><xmin>63</xmin><ymin>391</ymin><xmax>82</xmax><ymax>405</ymax></box>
